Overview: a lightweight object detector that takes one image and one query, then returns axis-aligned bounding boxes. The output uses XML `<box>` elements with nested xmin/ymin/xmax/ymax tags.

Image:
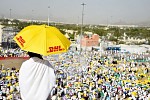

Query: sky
<box><xmin>0</xmin><ymin>0</ymin><xmax>150</xmax><ymax>25</ymax></box>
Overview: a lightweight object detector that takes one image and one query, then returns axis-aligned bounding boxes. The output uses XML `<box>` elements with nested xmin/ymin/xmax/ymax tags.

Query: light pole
<box><xmin>32</xmin><ymin>10</ymin><xmax>34</xmax><ymax>24</ymax></box>
<box><xmin>79</xmin><ymin>3</ymin><xmax>86</xmax><ymax>73</ymax></box>
<box><xmin>48</xmin><ymin>6</ymin><xmax>50</xmax><ymax>26</ymax></box>
<box><xmin>7</xmin><ymin>38</ymin><xmax>9</xmax><ymax>50</ymax></box>
<box><xmin>80</xmin><ymin>3</ymin><xmax>86</xmax><ymax>54</ymax></box>
<box><xmin>9</xmin><ymin>9</ymin><xmax>12</xmax><ymax>19</ymax></box>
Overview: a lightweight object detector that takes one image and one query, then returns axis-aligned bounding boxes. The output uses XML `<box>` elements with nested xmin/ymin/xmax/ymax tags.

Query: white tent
<box><xmin>65</xmin><ymin>33</ymin><xmax>70</xmax><ymax>39</ymax></box>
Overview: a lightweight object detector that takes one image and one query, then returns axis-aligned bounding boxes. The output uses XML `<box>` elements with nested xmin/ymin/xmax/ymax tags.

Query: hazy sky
<box><xmin>0</xmin><ymin>0</ymin><xmax>150</xmax><ymax>25</ymax></box>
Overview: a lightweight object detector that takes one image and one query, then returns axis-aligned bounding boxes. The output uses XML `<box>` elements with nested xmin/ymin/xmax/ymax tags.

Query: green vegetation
<box><xmin>0</xmin><ymin>18</ymin><xmax>150</xmax><ymax>44</ymax></box>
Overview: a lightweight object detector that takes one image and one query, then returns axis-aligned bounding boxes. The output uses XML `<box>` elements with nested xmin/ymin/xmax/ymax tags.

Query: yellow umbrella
<box><xmin>13</xmin><ymin>25</ymin><xmax>71</xmax><ymax>55</ymax></box>
<box><xmin>125</xmin><ymin>88</ymin><xmax>130</xmax><ymax>90</ymax></box>
<box><xmin>131</xmin><ymin>91</ymin><xmax>137</xmax><ymax>97</ymax></box>
<box><xmin>2</xmin><ymin>70</ymin><xmax>6</xmax><ymax>73</ymax></box>
<box><xmin>6</xmin><ymin>76</ymin><xmax>11</xmax><ymax>80</ymax></box>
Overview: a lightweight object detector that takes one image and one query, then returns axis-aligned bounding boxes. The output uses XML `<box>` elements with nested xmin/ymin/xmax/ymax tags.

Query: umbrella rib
<box><xmin>23</xmin><ymin>27</ymin><xmax>44</xmax><ymax>54</ymax></box>
<box><xmin>54</xmin><ymin>31</ymin><xmax>69</xmax><ymax>51</ymax></box>
<box><xmin>54</xmin><ymin>28</ymin><xmax>70</xmax><ymax>49</ymax></box>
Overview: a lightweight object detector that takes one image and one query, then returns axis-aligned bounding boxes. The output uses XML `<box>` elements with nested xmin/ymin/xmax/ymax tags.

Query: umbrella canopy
<box><xmin>13</xmin><ymin>25</ymin><xmax>71</xmax><ymax>55</ymax></box>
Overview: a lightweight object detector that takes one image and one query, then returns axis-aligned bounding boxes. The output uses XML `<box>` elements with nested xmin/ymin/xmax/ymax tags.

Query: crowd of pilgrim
<box><xmin>0</xmin><ymin>49</ymin><xmax>28</xmax><ymax>57</ymax></box>
<box><xmin>0</xmin><ymin>47</ymin><xmax>149</xmax><ymax>100</ymax></box>
<box><xmin>49</xmin><ymin>49</ymin><xmax>150</xmax><ymax>100</ymax></box>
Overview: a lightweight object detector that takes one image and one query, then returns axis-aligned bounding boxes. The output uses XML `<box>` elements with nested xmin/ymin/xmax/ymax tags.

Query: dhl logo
<box><xmin>47</xmin><ymin>46</ymin><xmax>65</xmax><ymax>53</ymax></box>
<box><xmin>16</xmin><ymin>36</ymin><xmax>25</xmax><ymax>47</ymax></box>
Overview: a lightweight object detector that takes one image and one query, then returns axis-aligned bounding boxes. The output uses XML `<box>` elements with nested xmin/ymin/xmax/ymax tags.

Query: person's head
<box><xmin>27</xmin><ymin>52</ymin><xmax>43</xmax><ymax>59</ymax></box>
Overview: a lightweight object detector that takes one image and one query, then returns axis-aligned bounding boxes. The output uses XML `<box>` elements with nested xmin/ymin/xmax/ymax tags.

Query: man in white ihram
<box><xmin>19</xmin><ymin>52</ymin><xmax>56</xmax><ymax>100</ymax></box>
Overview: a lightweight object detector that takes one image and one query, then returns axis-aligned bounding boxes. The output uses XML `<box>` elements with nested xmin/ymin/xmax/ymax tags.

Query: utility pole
<box><xmin>48</xmin><ymin>6</ymin><xmax>50</xmax><ymax>26</ymax></box>
<box><xmin>79</xmin><ymin>3</ymin><xmax>86</xmax><ymax>73</ymax></box>
<box><xmin>32</xmin><ymin>10</ymin><xmax>34</xmax><ymax>24</ymax></box>
<box><xmin>80</xmin><ymin>3</ymin><xmax>86</xmax><ymax>54</ymax></box>
<box><xmin>9</xmin><ymin>9</ymin><xmax>12</xmax><ymax>19</ymax></box>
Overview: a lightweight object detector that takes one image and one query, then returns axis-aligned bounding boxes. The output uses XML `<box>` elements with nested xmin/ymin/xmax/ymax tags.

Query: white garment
<box><xmin>19</xmin><ymin>57</ymin><xmax>56</xmax><ymax>100</ymax></box>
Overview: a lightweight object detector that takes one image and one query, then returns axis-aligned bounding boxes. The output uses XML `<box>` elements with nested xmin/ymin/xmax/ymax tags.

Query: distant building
<box><xmin>120</xmin><ymin>37</ymin><xmax>146</xmax><ymax>44</ymax></box>
<box><xmin>0</xmin><ymin>25</ymin><xmax>3</xmax><ymax>46</ymax></box>
<box><xmin>107</xmin><ymin>24</ymin><xmax>138</xmax><ymax>28</ymax></box>
<box><xmin>1</xmin><ymin>26</ymin><xmax>19</xmax><ymax>49</ymax></box>
<box><xmin>81</xmin><ymin>34</ymin><xmax>99</xmax><ymax>47</ymax></box>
